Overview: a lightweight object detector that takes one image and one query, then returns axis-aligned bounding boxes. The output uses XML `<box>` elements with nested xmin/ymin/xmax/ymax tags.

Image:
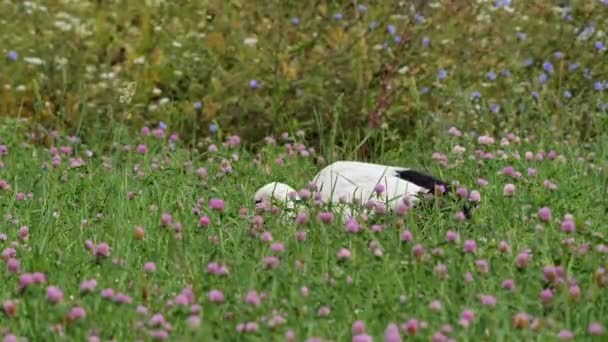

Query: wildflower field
<box><xmin>1</xmin><ymin>1</ymin><xmax>608</xmax><ymax>341</ymax></box>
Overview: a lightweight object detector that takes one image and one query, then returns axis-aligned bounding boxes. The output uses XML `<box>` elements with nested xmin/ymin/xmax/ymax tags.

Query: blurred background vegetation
<box><xmin>1</xmin><ymin>0</ymin><xmax>607</xmax><ymax>153</ymax></box>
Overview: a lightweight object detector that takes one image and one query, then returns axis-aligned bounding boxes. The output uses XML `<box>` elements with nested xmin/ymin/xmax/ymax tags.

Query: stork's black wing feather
<box><xmin>394</xmin><ymin>169</ymin><xmax>450</xmax><ymax>191</ymax></box>
<box><xmin>395</xmin><ymin>169</ymin><xmax>472</xmax><ymax>219</ymax></box>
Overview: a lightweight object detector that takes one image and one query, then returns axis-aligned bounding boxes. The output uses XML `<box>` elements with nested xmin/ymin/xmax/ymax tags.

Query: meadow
<box><xmin>2</xmin><ymin>0</ymin><xmax>608</xmax><ymax>341</ymax></box>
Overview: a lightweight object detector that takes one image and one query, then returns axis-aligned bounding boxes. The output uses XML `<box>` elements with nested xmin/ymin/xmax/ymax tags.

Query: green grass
<box><xmin>0</xmin><ymin>120</ymin><xmax>607</xmax><ymax>341</ymax></box>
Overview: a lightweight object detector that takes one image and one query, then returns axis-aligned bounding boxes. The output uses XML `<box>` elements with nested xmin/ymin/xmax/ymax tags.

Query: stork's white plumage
<box><xmin>312</xmin><ymin>161</ymin><xmax>431</xmax><ymax>209</ymax></box>
<box><xmin>254</xmin><ymin>161</ymin><xmax>463</xmax><ymax>221</ymax></box>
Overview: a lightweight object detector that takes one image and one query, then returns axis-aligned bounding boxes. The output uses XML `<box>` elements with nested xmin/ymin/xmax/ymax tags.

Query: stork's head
<box><xmin>254</xmin><ymin>182</ymin><xmax>298</xmax><ymax>206</ymax></box>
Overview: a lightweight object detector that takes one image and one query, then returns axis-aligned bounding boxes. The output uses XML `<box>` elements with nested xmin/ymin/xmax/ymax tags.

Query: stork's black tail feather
<box><xmin>395</xmin><ymin>169</ymin><xmax>473</xmax><ymax>219</ymax></box>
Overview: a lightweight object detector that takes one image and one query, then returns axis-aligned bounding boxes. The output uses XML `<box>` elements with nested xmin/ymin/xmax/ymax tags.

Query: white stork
<box><xmin>253</xmin><ymin>161</ymin><xmax>468</xmax><ymax>221</ymax></box>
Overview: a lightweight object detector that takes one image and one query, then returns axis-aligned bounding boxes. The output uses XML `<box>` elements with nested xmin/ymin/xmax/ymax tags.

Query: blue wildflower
<box><xmin>291</xmin><ymin>17</ymin><xmax>300</xmax><ymax>25</ymax></box>
<box><xmin>422</xmin><ymin>37</ymin><xmax>430</xmax><ymax>47</ymax></box>
<box><xmin>333</xmin><ymin>13</ymin><xmax>343</xmax><ymax>20</ymax></box>
<box><xmin>7</xmin><ymin>50</ymin><xmax>18</xmax><ymax>61</ymax></box>
<box><xmin>357</xmin><ymin>4</ymin><xmax>368</xmax><ymax>12</ymax></box>
<box><xmin>568</xmin><ymin>63</ymin><xmax>579</xmax><ymax>71</ymax></box>
<box><xmin>543</xmin><ymin>61</ymin><xmax>554</xmax><ymax>74</ymax></box>
<box><xmin>420</xmin><ymin>87</ymin><xmax>430</xmax><ymax>94</ymax></box>
<box><xmin>531</xmin><ymin>91</ymin><xmax>539</xmax><ymax>100</ymax></box>
<box><xmin>564</xmin><ymin>90</ymin><xmax>572</xmax><ymax>99</ymax></box>
<box><xmin>210</xmin><ymin>124</ymin><xmax>218</xmax><ymax>133</ymax></box>
<box><xmin>437</xmin><ymin>69</ymin><xmax>447</xmax><ymax>80</ymax></box>
<box><xmin>470</xmin><ymin>91</ymin><xmax>481</xmax><ymax>100</ymax></box>
<box><xmin>369</xmin><ymin>21</ymin><xmax>378</xmax><ymax>30</ymax></box>
<box><xmin>249</xmin><ymin>80</ymin><xmax>260</xmax><ymax>89</ymax></box>
<box><xmin>495</xmin><ymin>0</ymin><xmax>512</xmax><ymax>8</ymax></box>
<box><xmin>159</xmin><ymin>121</ymin><xmax>167</xmax><ymax>130</ymax></box>
<box><xmin>490</xmin><ymin>103</ymin><xmax>500</xmax><ymax>113</ymax></box>
<box><xmin>517</xmin><ymin>32</ymin><xmax>527</xmax><ymax>40</ymax></box>
<box><xmin>194</xmin><ymin>101</ymin><xmax>202</xmax><ymax>110</ymax></box>
<box><xmin>387</xmin><ymin>25</ymin><xmax>396</xmax><ymax>35</ymax></box>
<box><xmin>594</xmin><ymin>82</ymin><xmax>603</xmax><ymax>91</ymax></box>
<box><xmin>539</xmin><ymin>73</ymin><xmax>548</xmax><ymax>84</ymax></box>
<box><xmin>595</xmin><ymin>41</ymin><xmax>606</xmax><ymax>51</ymax></box>
<box><xmin>524</xmin><ymin>58</ymin><xmax>534</xmax><ymax>67</ymax></box>
<box><xmin>554</xmin><ymin>51</ymin><xmax>564</xmax><ymax>59</ymax></box>
<box><xmin>487</xmin><ymin>71</ymin><xmax>497</xmax><ymax>81</ymax></box>
<box><xmin>502</xmin><ymin>69</ymin><xmax>511</xmax><ymax>77</ymax></box>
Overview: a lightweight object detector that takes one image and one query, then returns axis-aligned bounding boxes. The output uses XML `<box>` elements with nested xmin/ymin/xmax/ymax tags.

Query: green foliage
<box><xmin>2</xmin><ymin>1</ymin><xmax>608</xmax><ymax>147</ymax></box>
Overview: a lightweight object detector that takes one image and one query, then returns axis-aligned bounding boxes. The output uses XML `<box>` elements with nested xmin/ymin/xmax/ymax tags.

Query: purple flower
<box><xmin>249</xmin><ymin>80</ymin><xmax>260</xmax><ymax>89</ymax></box>
<box><xmin>487</xmin><ymin>71</ymin><xmax>497</xmax><ymax>81</ymax></box>
<box><xmin>517</xmin><ymin>32</ymin><xmax>527</xmax><ymax>40</ymax></box>
<box><xmin>554</xmin><ymin>51</ymin><xmax>564</xmax><ymax>59</ymax></box>
<box><xmin>595</xmin><ymin>82</ymin><xmax>604</xmax><ymax>91</ymax></box>
<box><xmin>463</xmin><ymin>240</ymin><xmax>477</xmax><ymax>253</ymax></box>
<box><xmin>194</xmin><ymin>101</ymin><xmax>202</xmax><ymax>109</ymax></box>
<box><xmin>445</xmin><ymin>230</ymin><xmax>459</xmax><ymax>242</ymax></box>
<box><xmin>387</xmin><ymin>25</ymin><xmax>396</xmax><ymax>35</ymax></box>
<box><xmin>531</xmin><ymin>91</ymin><xmax>539</xmax><ymax>100</ymax></box>
<box><xmin>588</xmin><ymin>322</ymin><xmax>606</xmax><ymax>336</ymax></box>
<box><xmin>495</xmin><ymin>0</ymin><xmax>512</xmax><ymax>8</ymax></box>
<box><xmin>291</xmin><ymin>17</ymin><xmax>300</xmax><ymax>25</ymax></box>
<box><xmin>538</xmin><ymin>207</ymin><xmax>552</xmax><ymax>222</ymax></box>
<box><xmin>369</xmin><ymin>21</ymin><xmax>378</xmax><ymax>30</ymax></box>
<box><xmin>502</xmin><ymin>69</ymin><xmax>511</xmax><ymax>77</ymax></box>
<box><xmin>318</xmin><ymin>211</ymin><xmax>334</xmax><ymax>224</ymax></box>
<box><xmin>569</xmin><ymin>63</ymin><xmax>579</xmax><ymax>71</ymax></box>
<box><xmin>208</xmin><ymin>198</ymin><xmax>225</xmax><ymax>212</ymax></box>
<box><xmin>208</xmin><ymin>289</ymin><xmax>225</xmax><ymax>303</ymax></box>
<box><xmin>46</xmin><ymin>286</ymin><xmax>64</xmax><ymax>304</ymax></box>
<box><xmin>490</xmin><ymin>103</ymin><xmax>500</xmax><ymax>113</ymax></box>
<box><xmin>7</xmin><ymin>50</ymin><xmax>18</xmax><ymax>61</ymax></box>
<box><xmin>136</xmin><ymin>144</ymin><xmax>148</xmax><ymax>154</ymax></box>
<box><xmin>539</xmin><ymin>73</ymin><xmax>548</xmax><ymax>84</ymax></box>
<box><xmin>400</xmin><ymin>230</ymin><xmax>413</xmax><ymax>242</ymax></box>
<box><xmin>543</xmin><ymin>61</ymin><xmax>554</xmax><ymax>74</ymax></box>
<box><xmin>523</xmin><ymin>58</ymin><xmax>534</xmax><ymax>67</ymax></box>
<box><xmin>470</xmin><ymin>91</ymin><xmax>481</xmax><ymax>100</ymax></box>
<box><xmin>437</xmin><ymin>69</ymin><xmax>447</xmax><ymax>80</ymax></box>
<box><xmin>357</xmin><ymin>4</ymin><xmax>368</xmax><ymax>12</ymax></box>
<box><xmin>333</xmin><ymin>13</ymin><xmax>343</xmax><ymax>20</ymax></box>
<box><xmin>384</xmin><ymin>323</ymin><xmax>401</xmax><ymax>342</ymax></box>
<box><xmin>422</xmin><ymin>36</ymin><xmax>430</xmax><ymax>47</ymax></box>
<box><xmin>158</xmin><ymin>121</ymin><xmax>167</xmax><ymax>130</ymax></box>
<box><xmin>595</xmin><ymin>41</ymin><xmax>606</xmax><ymax>51</ymax></box>
<box><xmin>68</xmin><ymin>307</ymin><xmax>87</xmax><ymax>321</ymax></box>
<box><xmin>80</xmin><ymin>279</ymin><xmax>97</xmax><ymax>293</ymax></box>
<box><xmin>558</xmin><ymin>330</ymin><xmax>574</xmax><ymax>340</ymax></box>
<box><xmin>209</xmin><ymin>123</ymin><xmax>218</xmax><ymax>133</ymax></box>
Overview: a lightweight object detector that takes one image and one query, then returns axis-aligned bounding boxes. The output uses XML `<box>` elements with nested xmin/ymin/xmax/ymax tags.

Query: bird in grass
<box><xmin>254</xmin><ymin>161</ymin><xmax>471</xmax><ymax>221</ymax></box>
